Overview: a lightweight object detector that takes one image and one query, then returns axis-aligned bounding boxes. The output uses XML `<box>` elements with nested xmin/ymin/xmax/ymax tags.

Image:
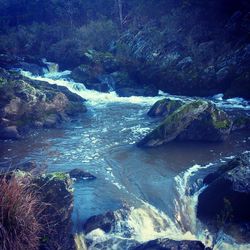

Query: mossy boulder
<box><xmin>0</xmin><ymin>68</ymin><xmax>87</xmax><ymax>139</ymax></box>
<box><xmin>138</xmin><ymin>100</ymin><xmax>232</xmax><ymax>147</ymax></box>
<box><xmin>147</xmin><ymin>98</ymin><xmax>184</xmax><ymax>117</ymax></box>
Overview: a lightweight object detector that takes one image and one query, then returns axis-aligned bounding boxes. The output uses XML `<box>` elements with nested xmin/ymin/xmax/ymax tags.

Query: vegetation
<box><xmin>0</xmin><ymin>175</ymin><xmax>44</xmax><ymax>250</ymax></box>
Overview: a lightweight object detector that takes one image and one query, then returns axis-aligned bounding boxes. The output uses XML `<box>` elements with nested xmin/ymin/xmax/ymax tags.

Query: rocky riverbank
<box><xmin>197</xmin><ymin>152</ymin><xmax>250</xmax><ymax>243</ymax></box>
<box><xmin>0</xmin><ymin>68</ymin><xmax>87</xmax><ymax>140</ymax></box>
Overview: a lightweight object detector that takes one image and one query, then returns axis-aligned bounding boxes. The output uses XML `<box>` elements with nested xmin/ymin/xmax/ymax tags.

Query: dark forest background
<box><xmin>0</xmin><ymin>0</ymin><xmax>249</xmax><ymax>97</ymax></box>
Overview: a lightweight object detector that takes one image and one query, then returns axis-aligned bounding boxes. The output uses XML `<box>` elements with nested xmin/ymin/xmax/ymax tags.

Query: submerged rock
<box><xmin>69</xmin><ymin>168</ymin><xmax>96</xmax><ymax>181</ymax></box>
<box><xmin>83</xmin><ymin>211</ymin><xmax>116</xmax><ymax>234</ymax></box>
<box><xmin>138</xmin><ymin>100</ymin><xmax>232</xmax><ymax>147</ymax></box>
<box><xmin>147</xmin><ymin>98</ymin><xmax>184</xmax><ymax>117</ymax></box>
<box><xmin>133</xmin><ymin>238</ymin><xmax>206</xmax><ymax>250</ymax></box>
<box><xmin>197</xmin><ymin>152</ymin><xmax>250</xmax><ymax>229</ymax></box>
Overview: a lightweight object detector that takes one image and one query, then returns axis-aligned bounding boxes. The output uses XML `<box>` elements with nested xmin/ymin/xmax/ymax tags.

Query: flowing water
<box><xmin>0</xmin><ymin>66</ymin><xmax>250</xmax><ymax>249</ymax></box>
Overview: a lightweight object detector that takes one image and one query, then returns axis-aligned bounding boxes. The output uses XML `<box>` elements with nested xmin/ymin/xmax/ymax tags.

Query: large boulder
<box><xmin>138</xmin><ymin>100</ymin><xmax>232</xmax><ymax>147</ymax></box>
<box><xmin>133</xmin><ymin>238</ymin><xmax>206</xmax><ymax>250</ymax></box>
<box><xmin>0</xmin><ymin>68</ymin><xmax>87</xmax><ymax>139</ymax></box>
<box><xmin>197</xmin><ymin>153</ymin><xmax>250</xmax><ymax>225</ymax></box>
<box><xmin>147</xmin><ymin>98</ymin><xmax>184</xmax><ymax>117</ymax></box>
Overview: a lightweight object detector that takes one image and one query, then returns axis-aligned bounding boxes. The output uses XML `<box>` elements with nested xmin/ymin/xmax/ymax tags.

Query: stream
<box><xmin>0</xmin><ymin>67</ymin><xmax>250</xmax><ymax>250</ymax></box>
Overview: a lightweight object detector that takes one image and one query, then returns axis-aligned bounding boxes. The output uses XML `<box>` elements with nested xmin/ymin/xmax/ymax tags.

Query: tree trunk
<box><xmin>116</xmin><ymin>0</ymin><xmax>123</xmax><ymax>28</ymax></box>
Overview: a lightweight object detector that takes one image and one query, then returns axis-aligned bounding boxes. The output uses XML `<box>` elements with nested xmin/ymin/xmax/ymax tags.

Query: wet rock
<box><xmin>0</xmin><ymin>68</ymin><xmax>87</xmax><ymax>139</ymax></box>
<box><xmin>216</xmin><ymin>67</ymin><xmax>230</xmax><ymax>82</ymax></box>
<box><xmin>32</xmin><ymin>173</ymin><xmax>75</xmax><ymax>250</ymax></box>
<box><xmin>0</xmin><ymin>54</ymin><xmax>22</xmax><ymax>69</ymax></box>
<box><xmin>0</xmin><ymin>125</ymin><xmax>20</xmax><ymax>140</ymax></box>
<box><xmin>71</xmin><ymin>64</ymin><xmax>98</xmax><ymax>84</ymax></box>
<box><xmin>83</xmin><ymin>211</ymin><xmax>116</xmax><ymax>234</ymax></box>
<box><xmin>177</xmin><ymin>56</ymin><xmax>193</xmax><ymax>70</ymax></box>
<box><xmin>226</xmin><ymin>110</ymin><xmax>250</xmax><ymax>131</ymax></box>
<box><xmin>147</xmin><ymin>98</ymin><xmax>184</xmax><ymax>117</ymax></box>
<box><xmin>116</xmin><ymin>86</ymin><xmax>158</xmax><ymax>97</ymax></box>
<box><xmin>138</xmin><ymin>100</ymin><xmax>232</xmax><ymax>147</ymax></box>
<box><xmin>197</xmin><ymin>152</ymin><xmax>250</xmax><ymax>226</ymax></box>
<box><xmin>15</xmin><ymin>62</ymin><xmax>44</xmax><ymax>75</ymax></box>
<box><xmin>133</xmin><ymin>238</ymin><xmax>206</xmax><ymax>250</ymax></box>
<box><xmin>44</xmin><ymin>113</ymin><xmax>61</xmax><ymax>128</ymax></box>
<box><xmin>69</xmin><ymin>168</ymin><xmax>96</xmax><ymax>181</ymax></box>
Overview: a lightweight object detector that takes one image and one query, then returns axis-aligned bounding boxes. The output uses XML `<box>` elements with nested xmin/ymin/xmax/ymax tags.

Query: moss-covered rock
<box><xmin>147</xmin><ymin>98</ymin><xmax>184</xmax><ymax>117</ymax></box>
<box><xmin>138</xmin><ymin>100</ymin><xmax>232</xmax><ymax>147</ymax></box>
<box><xmin>0</xmin><ymin>68</ymin><xmax>87</xmax><ymax>140</ymax></box>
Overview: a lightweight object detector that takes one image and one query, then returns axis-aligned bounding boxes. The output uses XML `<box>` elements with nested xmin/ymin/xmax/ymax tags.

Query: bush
<box><xmin>0</xmin><ymin>175</ymin><xmax>44</xmax><ymax>250</ymax></box>
<box><xmin>77</xmin><ymin>19</ymin><xmax>119</xmax><ymax>51</ymax></box>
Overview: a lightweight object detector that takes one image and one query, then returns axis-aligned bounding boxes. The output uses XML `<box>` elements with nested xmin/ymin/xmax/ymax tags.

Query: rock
<box><xmin>177</xmin><ymin>56</ymin><xmax>193</xmax><ymax>70</ymax></box>
<box><xmin>71</xmin><ymin>64</ymin><xmax>98</xmax><ymax>84</ymax></box>
<box><xmin>138</xmin><ymin>100</ymin><xmax>232</xmax><ymax>147</ymax></box>
<box><xmin>69</xmin><ymin>168</ymin><xmax>96</xmax><ymax>181</ymax></box>
<box><xmin>0</xmin><ymin>68</ymin><xmax>87</xmax><ymax>139</ymax></box>
<box><xmin>0</xmin><ymin>126</ymin><xmax>20</xmax><ymax>140</ymax></box>
<box><xmin>83</xmin><ymin>211</ymin><xmax>116</xmax><ymax>234</ymax></box>
<box><xmin>32</xmin><ymin>173</ymin><xmax>75</xmax><ymax>250</ymax></box>
<box><xmin>197</xmin><ymin>152</ymin><xmax>250</xmax><ymax>227</ymax></box>
<box><xmin>216</xmin><ymin>67</ymin><xmax>230</xmax><ymax>82</ymax></box>
<box><xmin>1</xmin><ymin>170</ymin><xmax>75</xmax><ymax>249</ymax></box>
<box><xmin>226</xmin><ymin>110</ymin><xmax>250</xmax><ymax>131</ymax></box>
<box><xmin>15</xmin><ymin>62</ymin><xmax>44</xmax><ymax>75</ymax></box>
<box><xmin>0</xmin><ymin>54</ymin><xmax>22</xmax><ymax>69</ymax></box>
<box><xmin>85</xmin><ymin>82</ymin><xmax>110</xmax><ymax>92</ymax></box>
<box><xmin>147</xmin><ymin>98</ymin><xmax>184</xmax><ymax>117</ymax></box>
<box><xmin>44</xmin><ymin>114</ymin><xmax>61</xmax><ymax>128</ymax></box>
<box><xmin>116</xmin><ymin>86</ymin><xmax>158</xmax><ymax>97</ymax></box>
<box><xmin>71</xmin><ymin>65</ymin><xmax>111</xmax><ymax>92</ymax></box>
<box><xmin>133</xmin><ymin>238</ymin><xmax>206</xmax><ymax>250</ymax></box>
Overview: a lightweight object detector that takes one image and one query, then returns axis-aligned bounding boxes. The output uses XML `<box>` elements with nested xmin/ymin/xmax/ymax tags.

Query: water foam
<box><xmin>21</xmin><ymin>70</ymin><xmax>166</xmax><ymax>107</ymax></box>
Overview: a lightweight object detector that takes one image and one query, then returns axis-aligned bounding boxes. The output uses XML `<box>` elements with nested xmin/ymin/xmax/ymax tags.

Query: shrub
<box><xmin>0</xmin><ymin>175</ymin><xmax>44</xmax><ymax>250</ymax></box>
<box><xmin>77</xmin><ymin>19</ymin><xmax>119</xmax><ymax>51</ymax></box>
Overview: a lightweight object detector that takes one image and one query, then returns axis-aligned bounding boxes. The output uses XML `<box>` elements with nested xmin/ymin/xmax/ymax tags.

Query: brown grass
<box><xmin>0</xmin><ymin>175</ymin><xmax>45</xmax><ymax>250</ymax></box>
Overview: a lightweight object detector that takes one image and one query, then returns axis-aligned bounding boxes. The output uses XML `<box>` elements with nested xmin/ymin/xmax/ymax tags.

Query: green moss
<box><xmin>47</xmin><ymin>172</ymin><xmax>69</xmax><ymax>181</ymax></box>
<box><xmin>154</xmin><ymin>100</ymin><xmax>208</xmax><ymax>138</ymax></box>
<box><xmin>213</xmin><ymin>120</ymin><xmax>231</xmax><ymax>129</ymax></box>
<box><xmin>211</xmin><ymin>108</ymin><xmax>231</xmax><ymax>130</ymax></box>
